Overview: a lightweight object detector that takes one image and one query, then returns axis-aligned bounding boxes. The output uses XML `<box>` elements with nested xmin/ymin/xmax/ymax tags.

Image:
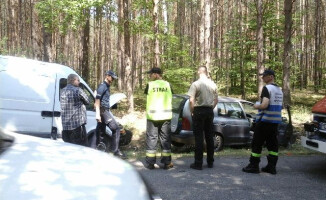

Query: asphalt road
<box><xmin>130</xmin><ymin>155</ymin><xmax>326</xmax><ymax>200</ymax></box>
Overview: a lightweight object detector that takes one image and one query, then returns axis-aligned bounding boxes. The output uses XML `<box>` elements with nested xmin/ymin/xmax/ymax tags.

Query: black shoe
<box><xmin>163</xmin><ymin>163</ymin><xmax>174</xmax><ymax>170</ymax></box>
<box><xmin>242</xmin><ymin>163</ymin><xmax>260</xmax><ymax>173</ymax></box>
<box><xmin>144</xmin><ymin>163</ymin><xmax>155</xmax><ymax>170</ymax></box>
<box><xmin>114</xmin><ymin>151</ymin><xmax>127</xmax><ymax>159</ymax></box>
<box><xmin>208</xmin><ymin>163</ymin><xmax>214</xmax><ymax>168</ymax></box>
<box><xmin>261</xmin><ymin>165</ymin><xmax>277</xmax><ymax>175</ymax></box>
<box><xmin>190</xmin><ymin>163</ymin><xmax>202</xmax><ymax>170</ymax></box>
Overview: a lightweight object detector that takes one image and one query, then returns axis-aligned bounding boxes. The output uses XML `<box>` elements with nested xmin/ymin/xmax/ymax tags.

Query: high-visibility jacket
<box><xmin>146</xmin><ymin>80</ymin><xmax>172</xmax><ymax>121</ymax></box>
<box><xmin>256</xmin><ymin>84</ymin><xmax>283</xmax><ymax>124</ymax></box>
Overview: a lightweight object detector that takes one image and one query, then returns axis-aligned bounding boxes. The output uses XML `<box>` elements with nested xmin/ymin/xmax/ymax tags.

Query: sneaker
<box><xmin>190</xmin><ymin>163</ymin><xmax>202</xmax><ymax>170</ymax></box>
<box><xmin>163</xmin><ymin>163</ymin><xmax>174</xmax><ymax>170</ymax></box>
<box><xmin>261</xmin><ymin>165</ymin><xmax>277</xmax><ymax>175</ymax></box>
<box><xmin>207</xmin><ymin>163</ymin><xmax>214</xmax><ymax>168</ymax></box>
<box><xmin>242</xmin><ymin>163</ymin><xmax>260</xmax><ymax>174</ymax></box>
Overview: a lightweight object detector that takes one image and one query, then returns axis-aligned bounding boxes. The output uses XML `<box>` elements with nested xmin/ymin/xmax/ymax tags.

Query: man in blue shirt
<box><xmin>95</xmin><ymin>70</ymin><xmax>126</xmax><ymax>159</ymax></box>
<box><xmin>60</xmin><ymin>74</ymin><xmax>90</xmax><ymax>146</ymax></box>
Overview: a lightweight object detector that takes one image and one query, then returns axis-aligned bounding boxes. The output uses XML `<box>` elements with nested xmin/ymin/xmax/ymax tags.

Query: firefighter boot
<box><xmin>242</xmin><ymin>156</ymin><xmax>260</xmax><ymax>173</ymax></box>
<box><xmin>261</xmin><ymin>155</ymin><xmax>278</xmax><ymax>175</ymax></box>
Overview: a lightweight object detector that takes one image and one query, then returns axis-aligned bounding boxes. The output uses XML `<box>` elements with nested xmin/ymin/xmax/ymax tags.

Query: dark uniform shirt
<box><xmin>96</xmin><ymin>81</ymin><xmax>111</xmax><ymax>109</ymax></box>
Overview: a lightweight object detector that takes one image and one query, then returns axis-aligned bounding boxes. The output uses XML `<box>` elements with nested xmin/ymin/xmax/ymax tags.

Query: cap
<box><xmin>105</xmin><ymin>70</ymin><xmax>118</xmax><ymax>79</ymax></box>
<box><xmin>259</xmin><ymin>69</ymin><xmax>275</xmax><ymax>76</ymax></box>
<box><xmin>146</xmin><ymin>67</ymin><xmax>162</xmax><ymax>75</ymax></box>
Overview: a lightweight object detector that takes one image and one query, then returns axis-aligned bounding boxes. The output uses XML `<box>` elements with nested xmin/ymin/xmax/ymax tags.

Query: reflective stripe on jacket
<box><xmin>146</xmin><ymin>80</ymin><xmax>172</xmax><ymax>120</ymax></box>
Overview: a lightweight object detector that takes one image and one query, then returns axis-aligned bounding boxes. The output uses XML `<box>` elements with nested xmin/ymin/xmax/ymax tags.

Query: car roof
<box><xmin>0</xmin><ymin>130</ymin><xmax>150</xmax><ymax>200</ymax></box>
<box><xmin>173</xmin><ymin>94</ymin><xmax>253</xmax><ymax>104</ymax></box>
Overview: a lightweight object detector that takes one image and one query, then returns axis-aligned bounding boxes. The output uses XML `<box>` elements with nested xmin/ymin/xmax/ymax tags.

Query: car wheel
<box><xmin>213</xmin><ymin>134</ymin><xmax>224</xmax><ymax>152</ymax></box>
<box><xmin>171</xmin><ymin>141</ymin><xmax>185</xmax><ymax>147</ymax></box>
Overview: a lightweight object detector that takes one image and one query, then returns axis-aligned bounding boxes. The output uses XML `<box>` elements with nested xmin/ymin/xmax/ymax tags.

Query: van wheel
<box><xmin>214</xmin><ymin>134</ymin><xmax>224</xmax><ymax>152</ymax></box>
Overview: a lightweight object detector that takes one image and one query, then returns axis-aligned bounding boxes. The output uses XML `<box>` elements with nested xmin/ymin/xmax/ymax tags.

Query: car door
<box><xmin>171</xmin><ymin>95</ymin><xmax>188</xmax><ymax>133</ymax></box>
<box><xmin>214</xmin><ymin>102</ymin><xmax>251</xmax><ymax>145</ymax></box>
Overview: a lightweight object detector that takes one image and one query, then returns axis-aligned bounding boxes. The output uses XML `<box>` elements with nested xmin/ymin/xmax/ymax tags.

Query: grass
<box><xmin>116</xmin><ymin>89</ymin><xmax>326</xmax><ymax>160</ymax></box>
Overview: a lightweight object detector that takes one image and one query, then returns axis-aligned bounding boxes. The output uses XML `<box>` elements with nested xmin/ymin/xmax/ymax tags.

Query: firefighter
<box><xmin>144</xmin><ymin>67</ymin><xmax>173</xmax><ymax>170</ymax></box>
<box><xmin>242</xmin><ymin>69</ymin><xmax>283</xmax><ymax>174</ymax></box>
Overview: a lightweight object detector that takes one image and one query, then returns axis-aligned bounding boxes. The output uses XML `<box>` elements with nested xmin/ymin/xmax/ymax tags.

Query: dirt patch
<box><xmin>114</xmin><ymin>111</ymin><xmax>147</xmax><ymax>152</ymax></box>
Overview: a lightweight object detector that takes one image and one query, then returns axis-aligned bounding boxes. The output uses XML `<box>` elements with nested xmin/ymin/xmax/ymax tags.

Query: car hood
<box><xmin>0</xmin><ymin>130</ymin><xmax>150</xmax><ymax>200</ymax></box>
<box><xmin>110</xmin><ymin>93</ymin><xmax>127</xmax><ymax>108</ymax></box>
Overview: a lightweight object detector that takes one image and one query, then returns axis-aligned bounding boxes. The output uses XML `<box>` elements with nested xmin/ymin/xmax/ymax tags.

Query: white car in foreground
<box><xmin>0</xmin><ymin>129</ymin><xmax>154</xmax><ymax>200</ymax></box>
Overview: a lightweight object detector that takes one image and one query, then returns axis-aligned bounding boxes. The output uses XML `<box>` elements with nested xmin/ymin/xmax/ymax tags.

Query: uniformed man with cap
<box><xmin>95</xmin><ymin>70</ymin><xmax>126</xmax><ymax>159</ymax></box>
<box><xmin>144</xmin><ymin>67</ymin><xmax>173</xmax><ymax>169</ymax></box>
<box><xmin>242</xmin><ymin>69</ymin><xmax>283</xmax><ymax>174</ymax></box>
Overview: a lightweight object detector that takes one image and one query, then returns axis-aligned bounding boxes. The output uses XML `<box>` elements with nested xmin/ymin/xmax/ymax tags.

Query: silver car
<box><xmin>171</xmin><ymin>94</ymin><xmax>294</xmax><ymax>151</ymax></box>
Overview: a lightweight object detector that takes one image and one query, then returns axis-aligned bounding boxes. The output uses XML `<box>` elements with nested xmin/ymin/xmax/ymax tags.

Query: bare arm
<box><xmin>95</xmin><ymin>99</ymin><xmax>101</xmax><ymax>122</ymax></box>
<box><xmin>253</xmin><ymin>97</ymin><xmax>269</xmax><ymax>110</ymax></box>
<box><xmin>189</xmin><ymin>96</ymin><xmax>195</xmax><ymax>114</ymax></box>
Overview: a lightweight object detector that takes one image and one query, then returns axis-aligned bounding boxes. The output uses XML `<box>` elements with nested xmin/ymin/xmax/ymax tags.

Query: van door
<box><xmin>0</xmin><ymin>66</ymin><xmax>56</xmax><ymax>138</ymax></box>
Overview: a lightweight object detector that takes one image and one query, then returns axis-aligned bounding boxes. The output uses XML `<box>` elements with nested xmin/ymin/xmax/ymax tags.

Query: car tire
<box><xmin>171</xmin><ymin>141</ymin><xmax>185</xmax><ymax>147</ymax></box>
<box><xmin>213</xmin><ymin>134</ymin><xmax>224</xmax><ymax>152</ymax></box>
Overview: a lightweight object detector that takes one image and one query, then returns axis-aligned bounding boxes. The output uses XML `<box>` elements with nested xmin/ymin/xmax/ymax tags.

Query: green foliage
<box><xmin>35</xmin><ymin>0</ymin><xmax>109</xmax><ymax>34</ymax></box>
<box><xmin>0</xmin><ymin>37</ymin><xmax>8</xmax><ymax>54</ymax></box>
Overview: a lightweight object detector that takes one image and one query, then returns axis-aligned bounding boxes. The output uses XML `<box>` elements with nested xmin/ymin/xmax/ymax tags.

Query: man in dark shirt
<box><xmin>95</xmin><ymin>70</ymin><xmax>126</xmax><ymax>159</ymax></box>
<box><xmin>60</xmin><ymin>74</ymin><xmax>90</xmax><ymax>146</ymax></box>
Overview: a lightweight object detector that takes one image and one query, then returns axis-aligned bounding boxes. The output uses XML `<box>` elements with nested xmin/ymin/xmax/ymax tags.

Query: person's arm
<box><xmin>95</xmin><ymin>99</ymin><xmax>101</xmax><ymax>122</ymax></box>
<box><xmin>188</xmin><ymin>84</ymin><xmax>196</xmax><ymax>114</ymax></box>
<box><xmin>144</xmin><ymin>83</ymin><xmax>149</xmax><ymax>95</ymax></box>
<box><xmin>254</xmin><ymin>97</ymin><xmax>269</xmax><ymax>110</ymax></box>
<box><xmin>79</xmin><ymin>89</ymin><xmax>90</xmax><ymax>105</ymax></box>
<box><xmin>95</xmin><ymin>84</ymin><xmax>105</xmax><ymax>122</ymax></box>
<box><xmin>253</xmin><ymin>87</ymin><xmax>270</xmax><ymax>110</ymax></box>
<box><xmin>213</xmin><ymin>95</ymin><xmax>218</xmax><ymax>109</ymax></box>
<box><xmin>189</xmin><ymin>96</ymin><xmax>195</xmax><ymax>114</ymax></box>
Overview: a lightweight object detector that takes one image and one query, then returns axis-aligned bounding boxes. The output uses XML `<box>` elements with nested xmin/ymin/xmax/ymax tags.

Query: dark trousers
<box><xmin>192</xmin><ymin>106</ymin><xmax>214</xmax><ymax>166</ymax></box>
<box><xmin>251</xmin><ymin>121</ymin><xmax>279</xmax><ymax>155</ymax></box>
<box><xmin>62</xmin><ymin>124</ymin><xmax>88</xmax><ymax>147</ymax></box>
<box><xmin>96</xmin><ymin>110</ymin><xmax>121</xmax><ymax>153</ymax></box>
<box><xmin>145</xmin><ymin>120</ymin><xmax>172</xmax><ymax>165</ymax></box>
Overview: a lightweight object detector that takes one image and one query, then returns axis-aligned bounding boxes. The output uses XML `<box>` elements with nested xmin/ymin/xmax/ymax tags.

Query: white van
<box><xmin>0</xmin><ymin>55</ymin><xmax>125</xmax><ymax>147</ymax></box>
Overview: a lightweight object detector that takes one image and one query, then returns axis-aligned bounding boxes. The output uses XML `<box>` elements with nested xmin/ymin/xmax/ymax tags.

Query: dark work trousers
<box><xmin>251</xmin><ymin>121</ymin><xmax>279</xmax><ymax>155</ymax></box>
<box><xmin>96</xmin><ymin>110</ymin><xmax>121</xmax><ymax>153</ymax></box>
<box><xmin>145</xmin><ymin>120</ymin><xmax>172</xmax><ymax>165</ymax></box>
<box><xmin>192</xmin><ymin>106</ymin><xmax>214</xmax><ymax>166</ymax></box>
<box><xmin>62</xmin><ymin>124</ymin><xmax>88</xmax><ymax>147</ymax></box>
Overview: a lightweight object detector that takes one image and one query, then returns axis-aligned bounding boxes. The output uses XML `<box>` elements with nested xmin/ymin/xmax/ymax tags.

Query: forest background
<box><xmin>0</xmin><ymin>0</ymin><xmax>325</xmax><ymax>119</ymax></box>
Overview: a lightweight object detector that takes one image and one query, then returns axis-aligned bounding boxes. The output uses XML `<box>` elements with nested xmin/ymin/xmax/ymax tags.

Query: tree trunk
<box><xmin>81</xmin><ymin>9</ymin><xmax>90</xmax><ymax>82</ymax></box>
<box><xmin>313</xmin><ymin>0</ymin><xmax>320</xmax><ymax>92</ymax></box>
<box><xmin>256</xmin><ymin>0</ymin><xmax>264</xmax><ymax>99</ymax></box>
<box><xmin>282</xmin><ymin>0</ymin><xmax>294</xmax><ymax>106</ymax></box>
<box><xmin>123</xmin><ymin>0</ymin><xmax>134</xmax><ymax>112</ymax></box>
<box><xmin>153</xmin><ymin>0</ymin><xmax>160</xmax><ymax>68</ymax></box>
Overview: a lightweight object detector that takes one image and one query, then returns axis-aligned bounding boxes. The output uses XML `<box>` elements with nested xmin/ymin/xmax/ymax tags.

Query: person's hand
<box><xmin>96</xmin><ymin>115</ymin><xmax>101</xmax><ymax>123</ymax></box>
